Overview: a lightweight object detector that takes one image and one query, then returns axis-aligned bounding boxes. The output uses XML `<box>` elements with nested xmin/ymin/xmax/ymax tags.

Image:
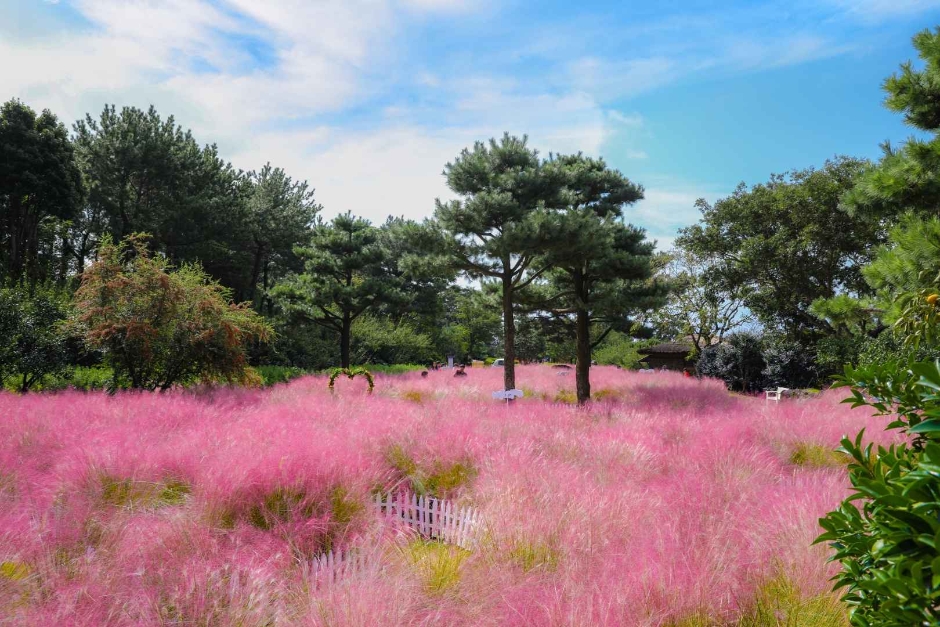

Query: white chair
<box><xmin>765</xmin><ymin>387</ymin><xmax>789</xmax><ymax>401</ymax></box>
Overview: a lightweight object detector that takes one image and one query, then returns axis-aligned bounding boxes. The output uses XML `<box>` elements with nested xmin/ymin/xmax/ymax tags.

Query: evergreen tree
<box><xmin>0</xmin><ymin>99</ymin><xmax>84</xmax><ymax>285</ymax></box>
<box><xmin>72</xmin><ymin>105</ymin><xmax>254</xmax><ymax>297</ymax></box>
<box><xmin>246</xmin><ymin>164</ymin><xmax>320</xmax><ymax>312</ymax></box>
<box><xmin>434</xmin><ymin>134</ymin><xmax>565</xmax><ymax>390</ymax></box>
<box><xmin>273</xmin><ymin>213</ymin><xmax>402</xmax><ymax>368</ymax></box>
<box><xmin>843</xmin><ymin>27</ymin><xmax>940</xmax><ymax>221</ymax></box>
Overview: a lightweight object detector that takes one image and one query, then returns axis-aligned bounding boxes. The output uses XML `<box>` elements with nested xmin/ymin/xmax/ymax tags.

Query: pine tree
<box><xmin>434</xmin><ymin>134</ymin><xmax>565</xmax><ymax>390</ymax></box>
<box><xmin>273</xmin><ymin>212</ymin><xmax>401</xmax><ymax>368</ymax></box>
<box><xmin>843</xmin><ymin>27</ymin><xmax>940</xmax><ymax>220</ymax></box>
<box><xmin>530</xmin><ymin>155</ymin><xmax>665</xmax><ymax>402</ymax></box>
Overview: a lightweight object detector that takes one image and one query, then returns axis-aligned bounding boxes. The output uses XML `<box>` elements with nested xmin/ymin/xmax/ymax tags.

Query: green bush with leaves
<box><xmin>817</xmin><ymin>360</ymin><xmax>940</xmax><ymax>625</ymax></box>
<box><xmin>0</xmin><ymin>286</ymin><xmax>72</xmax><ymax>392</ymax></box>
<box><xmin>69</xmin><ymin>235</ymin><xmax>272</xmax><ymax>391</ymax></box>
<box><xmin>696</xmin><ymin>332</ymin><xmax>766</xmax><ymax>392</ymax></box>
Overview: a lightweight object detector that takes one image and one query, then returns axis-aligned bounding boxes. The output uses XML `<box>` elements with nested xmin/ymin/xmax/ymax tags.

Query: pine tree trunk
<box><xmin>340</xmin><ymin>313</ymin><xmax>351</xmax><ymax>369</ymax></box>
<box><xmin>502</xmin><ymin>273</ymin><xmax>515</xmax><ymax>391</ymax></box>
<box><xmin>575</xmin><ymin>308</ymin><xmax>591</xmax><ymax>405</ymax></box>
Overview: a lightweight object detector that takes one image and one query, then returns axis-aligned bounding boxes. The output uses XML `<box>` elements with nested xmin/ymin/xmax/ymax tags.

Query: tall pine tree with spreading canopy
<box><xmin>434</xmin><ymin>134</ymin><xmax>565</xmax><ymax>391</ymax></box>
<box><xmin>273</xmin><ymin>212</ymin><xmax>402</xmax><ymax>368</ymax></box>
<box><xmin>531</xmin><ymin>154</ymin><xmax>665</xmax><ymax>403</ymax></box>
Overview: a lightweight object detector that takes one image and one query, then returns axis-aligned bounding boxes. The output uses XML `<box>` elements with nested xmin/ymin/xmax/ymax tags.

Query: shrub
<box><xmin>697</xmin><ymin>332</ymin><xmax>766</xmax><ymax>392</ymax></box>
<box><xmin>816</xmin><ymin>360</ymin><xmax>940</xmax><ymax>625</ymax></box>
<box><xmin>593</xmin><ymin>333</ymin><xmax>659</xmax><ymax>369</ymax></box>
<box><xmin>0</xmin><ymin>286</ymin><xmax>72</xmax><ymax>392</ymax></box>
<box><xmin>351</xmin><ymin>315</ymin><xmax>435</xmax><ymax>366</ymax></box>
<box><xmin>255</xmin><ymin>365</ymin><xmax>305</xmax><ymax>386</ymax></box>
<box><xmin>762</xmin><ymin>336</ymin><xmax>820</xmax><ymax>389</ymax></box>
<box><xmin>856</xmin><ymin>330</ymin><xmax>940</xmax><ymax>369</ymax></box>
<box><xmin>69</xmin><ymin>235</ymin><xmax>272</xmax><ymax>391</ymax></box>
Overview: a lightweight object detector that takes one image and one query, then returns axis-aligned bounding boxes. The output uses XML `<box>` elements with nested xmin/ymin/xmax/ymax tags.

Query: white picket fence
<box><xmin>308</xmin><ymin>491</ymin><xmax>481</xmax><ymax>588</ymax></box>
<box><xmin>307</xmin><ymin>547</ymin><xmax>381</xmax><ymax>588</ymax></box>
<box><xmin>372</xmin><ymin>491</ymin><xmax>481</xmax><ymax>550</ymax></box>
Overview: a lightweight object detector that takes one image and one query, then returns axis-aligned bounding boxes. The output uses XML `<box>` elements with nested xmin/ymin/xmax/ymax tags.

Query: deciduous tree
<box><xmin>70</xmin><ymin>234</ymin><xmax>271</xmax><ymax>391</ymax></box>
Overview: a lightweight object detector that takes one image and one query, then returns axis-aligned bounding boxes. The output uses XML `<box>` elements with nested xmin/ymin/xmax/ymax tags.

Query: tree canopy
<box><xmin>677</xmin><ymin>157</ymin><xmax>880</xmax><ymax>340</ymax></box>
<box><xmin>0</xmin><ymin>99</ymin><xmax>84</xmax><ymax>285</ymax></box>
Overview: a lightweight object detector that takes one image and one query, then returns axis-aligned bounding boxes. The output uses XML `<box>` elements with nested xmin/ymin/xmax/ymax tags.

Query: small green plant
<box><xmin>327</xmin><ymin>366</ymin><xmax>374</xmax><ymax>393</ymax></box>
<box><xmin>255</xmin><ymin>365</ymin><xmax>306</xmax><ymax>386</ymax></box>
<box><xmin>737</xmin><ymin>574</ymin><xmax>848</xmax><ymax>626</ymax></box>
<box><xmin>0</xmin><ymin>561</ymin><xmax>30</xmax><ymax>581</ymax></box>
<box><xmin>508</xmin><ymin>539</ymin><xmax>560</xmax><ymax>572</ymax></box>
<box><xmin>99</xmin><ymin>475</ymin><xmax>191</xmax><ymax>509</ymax></box>
<box><xmin>789</xmin><ymin>443</ymin><xmax>850</xmax><ymax>469</ymax></box>
<box><xmin>384</xmin><ymin>445</ymin><xmax>475</xmax><ymax>497</ymax></box>
<box><xmin>553</xmin><ymin>389</ymin><xmax>577</xmax><ymax>404</ymax></box>
<box><xmin>247</xmin><ymin>486</ymin><xmax>312</xmax><ymax>530</ymax></box>
<box><xmin>405</xmin><ymin>540</ymin><xmax>469</xmax><ymax>595</ymax></box>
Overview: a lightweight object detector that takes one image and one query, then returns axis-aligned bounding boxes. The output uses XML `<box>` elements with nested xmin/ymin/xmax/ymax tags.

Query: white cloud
<box><xmin>628</xmin><ymin>188</ymin><xmax>721</xmax><ymax>252</ymax></box>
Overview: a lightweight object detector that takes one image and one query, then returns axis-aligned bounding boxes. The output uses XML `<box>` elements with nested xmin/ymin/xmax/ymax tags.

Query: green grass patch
<box><xmin>405</xmin><ymin>540</ymin><xmax>469</xmax><ymax>595</ymax></box>
<box><xmin>255</xmin><ymin>365</ymin><xmax>306</xmax><ymax>386</ymax></box>
<box><xmin>553</xmin><ymin>389</ymin><xmax>577</xmax><ymax>404</ymax></box>
<box><xmin>99</xmin><ymin>475</ymin><xmax>191</xmax><ymax>509</ymax></box>
<box><xmin>737</xmin><ymin>574</ymin><xmax>848</xmax><ymax>626</ymax></box>
<box><xmin>508</xmin><ymin>539</ymin><xmax>560</xmax><ymax>572</ymax></box>
<box><xmin>384</xmin><ymin>445</ymin><xmax>476</xmax><ymax>497</ymax></box>
<box><xmin>0</xmin><ymin>561</ymin><xmax>30</xmax><ymax>581</ymax></box>
<box><xmin>789</xmin><ymin>443</ymin><xmax>850</xmax><ymax>469</ymax></box>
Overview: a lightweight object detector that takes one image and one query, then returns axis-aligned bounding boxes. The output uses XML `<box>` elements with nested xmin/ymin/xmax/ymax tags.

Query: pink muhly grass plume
<box><xmin>0</xmin><ymin>366</ymin><xmax>896</xmax><ymax>625</ymax></box>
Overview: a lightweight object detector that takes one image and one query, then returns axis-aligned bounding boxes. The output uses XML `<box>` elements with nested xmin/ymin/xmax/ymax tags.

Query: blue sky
<box><xmin>2</xmin><ymin>0</ymin><xmax>940</xmax><ymax>248</ymax></box>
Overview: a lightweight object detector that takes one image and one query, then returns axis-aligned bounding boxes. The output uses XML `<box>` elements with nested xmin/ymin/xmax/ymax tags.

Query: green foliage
<box><xmin>857</xmin><ymin>331</ymin><xmax>939</xmax><ymax>369</ymax></box>
<box><xmin>70</xmin><ymin>234</ymin><xmax>272</xmax><ymax>391</ymax></box>
<box><xmin>816</xmin><ymin>360</ymin><xmax>940</xmax><ymax>624</ymax></box>
<box><xmin>0</xmin><ymin>286</ymin><xmax>72</xmax><ymax>392</ymax></box>
<box><xmin>384</xmin><ymin>445</ymin><xmax>475</xmax><ymax>497</ymax></box>
<box><xmin>405</xmin><ymin>540</ymin><xmax>469</xmax><ymax>595</ymax></box>
<box><xmin>696</xmin><ymin>332</ymin><xmax>766</xmax><ymax>392</ymax></box>
<box><xmin>593</xmin><ymin>333</ymin><xmax>658</xmax><ymax>369</ymax></box>
<box><xmin>761</xmin><ymin>336</ymin><xmax>820</xmax><ymax>389</ymax></box>
<box><xmin>273</xmin><ymin>213</ymin><xmax>402</xmax><ymax>368</ymax></box>
<box><xmin>508</xmin><ymin>539</ymin><xmax>560</xmax><ymax>572</ymax></box>
<box><xmin>843</xmin><ymin>28</ymin><xmax>940</xmax><ymax>223</ymax></box>
<box><xmin>649</xmin><ymin>248</ymin><xmax>754</xmax><ymax>353</ymax></box>
<box><xmin>434</xmin><ymin>287</ymin><xmax>502</xmax><ymax>362</ymax></box>
<box><xmin>254</xmin><ymin>365</ymin><xmax>305</xmax><ymax>386</ymax></box>
<box><xmin>677</xmin><ymin>157</ymin><xmax>879</xmax><ymax>340</ymax></box>
<box><xmin>99</xmin><ymin>475</ymin><xmax>191</xmax><ymax>509</ymax></box>
<box><xmin>72</xmin><ymin>105</ymin><xmax>260</xmax><ymax>299</ymax></box>
<box><xmin>350</xmin><ymin>315</ymin><xmax>434</xmax><ymax>366</ymax></box>
<box><xmin>525</xmin><ymin>153</ymin><xmax>665</xmax><ymax>403</ymax></box>
<box><xmin>790</xmin><ymin>443</ymin><xmax>850</xmax><ymax>469</ymax></box>
<box><xmin>434</xmin><ymin>133</ymin><xmax>568</xmax><ymax>391</ymax></box>
<box><xmin>244</xmin><ymin>163</ymin><xmax>320</xmax><ymax>311</ymax></box>
<box><xmin>0</xmin><ymin>99</ymin><xmax>84</xmax><ymax>285</ymax></box>
<box><xmin>736</xmin><ymin>574</ymin><xmax>848</xmax><ymax>626</ymax></box>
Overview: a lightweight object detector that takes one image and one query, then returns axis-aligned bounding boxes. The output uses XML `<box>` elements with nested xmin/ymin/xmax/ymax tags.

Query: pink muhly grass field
<box><xmin>0</xmin><ymin>365</ymin><xmax>898</xmax><ymax>625</ymax></box>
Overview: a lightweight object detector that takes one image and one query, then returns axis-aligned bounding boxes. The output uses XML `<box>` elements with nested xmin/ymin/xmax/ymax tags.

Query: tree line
<box><xmin>0</xmin><ymin>100</ymin><xmax>666</xmax><ymax>402</ymax></box>
<box><xmin>8</xmin><ymin>24</ymin><xmax>940</xmax><ymax>403</ymax></box>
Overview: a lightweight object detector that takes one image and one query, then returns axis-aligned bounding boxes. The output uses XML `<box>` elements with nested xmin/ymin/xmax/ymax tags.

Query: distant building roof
<box><xmin>638</xmin><ymin>342</ymin><xmax>693</xmax><ymax>355</ymax></box>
